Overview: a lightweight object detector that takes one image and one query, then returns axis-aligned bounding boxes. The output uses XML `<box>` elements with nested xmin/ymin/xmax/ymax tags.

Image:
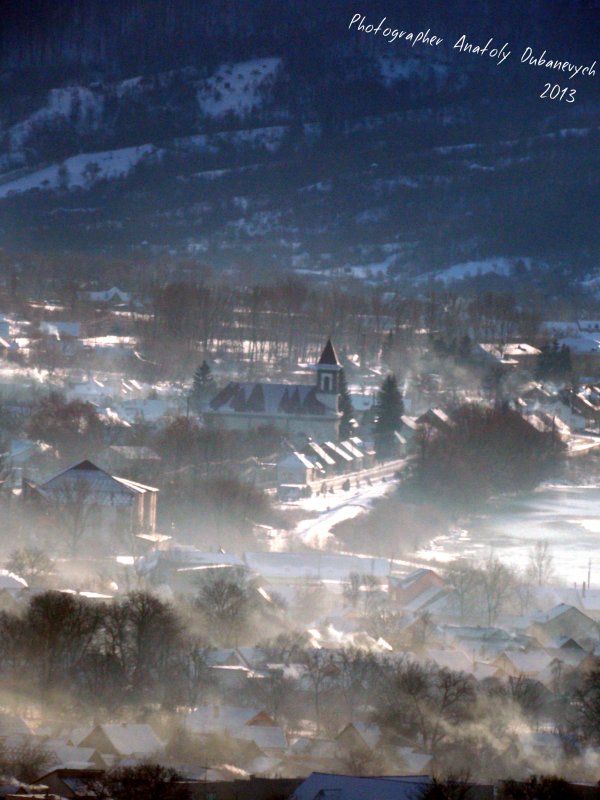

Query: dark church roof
<box><xmin>317</xmin><ymin>339</ymin><xmax>341</xmax><ymax>367</ymax></box>
<box><xmin>209</xmin><ymin>383</ymin><xmax>336</xmax><ymax>417</ymax></box>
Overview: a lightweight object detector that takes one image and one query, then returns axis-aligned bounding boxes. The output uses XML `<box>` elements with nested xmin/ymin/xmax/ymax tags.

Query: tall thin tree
<box><xmin>373</xmin><ymin>374</ymin><xmax>404</xmax><ymax>460</ymax></box>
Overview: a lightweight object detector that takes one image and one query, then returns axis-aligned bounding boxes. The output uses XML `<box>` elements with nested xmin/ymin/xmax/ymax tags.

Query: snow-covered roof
<box><xmin>43</xmin><ymin>742</ymin><xmax>98</xmax><ymax>771</ymax></box>
<box><xmin>243</xmin><ymin>551</ymin><xmax>390</xmax><ymax>581</ymax></box>
<box><xmin>305</xmin><ymin>441</ymin><xmax>336</xmax><ymax>466</ymax></box>
<box><xmin>136</xmin><ymin>545</ymin><xmax>244</xmax><ymax>574</ymax></box>
<box><xmin>236</xmin><ymin>725</ymin><xmax>287</xmax><ymax>751</ymax></box>
<box><xmin>0</xmin><ymin>570</ymin><xmax>28</xmax><ymax>591</ymax></box>
<box><xmin>81</xmin><ymin>723</ymin><xmax>163</xmax><ymax>756</ymax></box>
<box><xmin>278</xmin><ymin>451</ymin><xmax>316</xmax><ymax>470</ymax></box>
<box><xmin>338</xmin><ymin>440</ymin><xmax>364</xmax><ymax>459</ymax></box>
<box><xmin>496</xmin><ymin>649</ymin><xmax>553</xmax><ymax>675</ymax></box>
<box><xmin>87</xmin><ymin>287</ymin><xmax>131</xmax><ymax>303</ymax></box>
<box><xmin>400</xmin><ymin>415</ymin><xmax>419</xmax><ymax>431</ymax></box>
<box><xmin>323</xmin><ymin>441</ymin><xmax>353</xmax><ymax>462</ymax></box>
<box><xmin>557</xmin><ymin>335</ymin><xmax>600</xmax><ymax>354</ymax></box>
<box><xmin>530</xmin><ymin>603</ymin><xmax>582</xmax><ymax>624</ymax></box>
<box><xmin>39</xmin><ymin>460</ymin><xmax>157</xmax><ymax>506</ymax></box>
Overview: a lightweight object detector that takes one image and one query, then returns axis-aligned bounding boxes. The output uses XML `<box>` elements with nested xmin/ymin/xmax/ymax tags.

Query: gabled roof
<box><xmin>323</xmin><ymin>441</ymin><xmax>353</xmax><ymax>462</ymax></box>
<box><xmin>80</xmin><ymin>723</ymin><xmax>163</xmax><ymax>756</ymax></box>
<box><xmin>317</xmin><ymin>339</ymin><xmax>341</xmax><ymax>367</ymax></box>
<box><xmin>279</xmin><ymin>451</ymin><xmax>316</xmax><ymax>470</ymax></box>
<box><xmin>236</xmin><ymin>725</ymin><xmax>287</xmax><ymax>751</ymax></box>
<box><xmin>495</xmin><ymin>649</ymin><xmax>553</xmax><ymax>675</ymax></box>
<box><xmin>339</xmin><ymin>440</ymin><xmax>364</xmax><ymax>459</ymax></box>
<box><xmin>305</xmin><ymin>441</ymin><xmax>336</xmax><ymax>466</ymax></box>
<box><xmin>39</xmin><ymin>460</ymin><xmax>158</xmax><ymax>504</ymax></box>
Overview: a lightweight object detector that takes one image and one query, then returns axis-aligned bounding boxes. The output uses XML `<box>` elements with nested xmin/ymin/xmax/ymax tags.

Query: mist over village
<box><xmin>0</xmin><ymin>2</ymin><xmax>598</xmax><ymax>799</ymax></box>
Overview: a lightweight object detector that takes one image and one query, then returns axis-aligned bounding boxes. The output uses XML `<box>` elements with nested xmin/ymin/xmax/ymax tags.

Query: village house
<box><xmin>85</xmin><ymin>286</ymin><xmax>131</xmax><ymax>304</ymax></box>
<box><xmin>389</xmin><ymin>568</ymin><xmax>446</xmax><ymax>608</ymax></box>
<box><xmin>527</xmin><ymin>603</ymin><xmax>599</xmax><ymax>649</ymax></box>
<box><xmin>76</xmin><ymin>723</ymin><xmax>164</xmax><ymax>759</ymax></box>
<box><xmin>416</xmin><ymin>408</ymin><xmax>454</xmax><ymax>434</ymax></box>
<box><xmin>22</xmin><ymin>459</ymin><xmax>159</xmax><ymax>546</ymax></box>
<box><xmin>276</xmin><ymin>451</ymin><xmax>321</xmax><ymax>487</ymax></box>
<box><xmin>35</xmin><ymin>767</ymin><xmax>105</xmax><ymax>799</ymax></box>
<box><xmin>474</xmin><ymin>342</ymin><xmax>541</xmax><ymax>371</ymax></box>
<box><xmin>185</xmin><ymin>706</ymin><xmax>288</xmax><ymax>757</ymax></box>
<box><xmin>205</xmin><ymin>340</ymin><xmax>343</xmax><ymax>443</ymax></box>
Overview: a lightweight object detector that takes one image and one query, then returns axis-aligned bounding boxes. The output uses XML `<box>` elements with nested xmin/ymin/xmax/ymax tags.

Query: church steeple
<box><xmin>317</xmin><ymin>338</ymin><xmax>340</xmax><ymax>369</ymax></box>
<box><xmin>315</xmin><ymin>339</ymin><xmax>342</xmax><ymax>408</ymax></box>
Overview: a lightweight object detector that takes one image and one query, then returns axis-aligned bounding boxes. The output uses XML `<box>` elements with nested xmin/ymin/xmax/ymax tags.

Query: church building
<box><xmin>204</xmin><ymin>340</ymin><xmax>343</xmax><ymax>441</ymax></box>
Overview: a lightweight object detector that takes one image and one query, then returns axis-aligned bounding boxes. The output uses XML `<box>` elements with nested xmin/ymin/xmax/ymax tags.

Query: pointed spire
<box><xmin>317</xmin><ymin>338</ymin><xmax>340</xmax><ymax>366</ymax></box>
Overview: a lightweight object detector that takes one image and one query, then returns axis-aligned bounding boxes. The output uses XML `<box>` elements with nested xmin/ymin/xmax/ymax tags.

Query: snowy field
<box><xmin>415</xmin><ymin>256</ymin><xmax>535</xmax><ymax>285</ymax></box>
<box><xmin>416</xmin><ymin>484</ymin><xmax>600</xmax><ymax>586</ymax></box>
<box><xmin>197</xmin><ymin>58</ymin><xmax>281</xmax><ymax>118</ymax></box>
<box><xmin>0</xmin><ymin>144</ymin><xmax>156</xmax><ymax>198</ymax></box>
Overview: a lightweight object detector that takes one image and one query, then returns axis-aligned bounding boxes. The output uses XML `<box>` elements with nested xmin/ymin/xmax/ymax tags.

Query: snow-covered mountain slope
<box><xmin>0</xmin><ymin>0</ymin><xmax>597</xmax><ymax>290</ymax></box>
<box><xmin>0</xmin><ymin>144</ymin><xmax>157</xmax><ymax>198</ymax></box>
<box><xmin>197</xmin><ymin>58</ymin><xmax>281</xmax><ymax>118</ymax></box>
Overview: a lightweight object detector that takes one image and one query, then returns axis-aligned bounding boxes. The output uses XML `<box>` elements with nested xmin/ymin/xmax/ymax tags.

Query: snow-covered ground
<box><xmin>197</xmin><ymin>58</ymin><xmax>281</xmax><ymax>119</ymax></box>
<box><xmin>9</xmin><ymin>86</ymin><xmax>104</xmax><ymax>154</ymax></box>
<box><xmin>0</xmin><ymin>144</ymin><xmax>157</xmax><ymax>198</ymax></box>
<box><xmin>276</xmin><ymin>478</ymin><xmax>398</xmax><ymax>551</ymax></box>
<box><xmin>415</xmin><ymin>256</ymin><xmax>534</xmax><ymax>285</ymax></box>
<box><xmin>415</xmin><ymin>484</ymin><xmax>600</xmax><ymax>585</ymax></box>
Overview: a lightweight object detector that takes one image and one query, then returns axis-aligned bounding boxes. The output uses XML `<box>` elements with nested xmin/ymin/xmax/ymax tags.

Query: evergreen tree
<box><xmin>373</xmin><ymin>374</ymin><xmax>404</xmax><ymax>460</ymax></box>
<box><xmin>338</xmin><ymin>368</ymin><xmax>354</xmax><ymax>440</ymax></box>
<box><xmin>190</xmin><ymin>360</ymin><xmax>215</xmax><ymax>411</ymax></box>
<box><xmin>535</xmin><ymin>340</ymin><xmax>572</xmax><ymax>382</ymax></box>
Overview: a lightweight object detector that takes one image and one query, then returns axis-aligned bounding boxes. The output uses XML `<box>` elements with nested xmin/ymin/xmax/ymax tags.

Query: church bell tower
<box><xmin>315</xmin><ymin>339</ymin><xmax>342</xmax><ymax>412</ymax></box>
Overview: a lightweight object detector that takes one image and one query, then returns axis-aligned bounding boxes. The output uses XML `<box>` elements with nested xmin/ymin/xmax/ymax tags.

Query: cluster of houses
<box><xmin>0</xmin><ymin>550</ymin><xmax>599</xmax><ymax>796</ymax></box>
<box><xmin>276</xmin><ymin>437</ymin><xmax>374</xmax><ymax>494</ymax></box>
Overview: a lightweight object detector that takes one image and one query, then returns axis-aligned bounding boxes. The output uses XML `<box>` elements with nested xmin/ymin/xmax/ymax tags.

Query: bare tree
<box><xmin>6</xmin><ymin>547</ymin><xmax>53</xmax><ymax>584</ymax></box>
<box><xmin>480</xmin><ymin>557</ymin><xmax>515</xmax><ymax>626</ymax></box>
<box><xmin>445</xmin><ymin>561</ymin><xmax>481</xmax><ymax>623</ymax></box>
<box><xmin>194</xmin><ymin>567</ymin><xmax>255</xmax><ymax>646</ymax></box>
<box><xmin>527</xmin><ymin>540</ymin><xmax>554</xmax><ymax>587</ymax></box>
<box><xmin>375</xmin><ymin>657</ymin><xmax>475</xmax><ymax>754</ymax></box>
<box><xmin>301</xmin><ymin>649</ymin><xmax>339</xmax><ymax>735</ymax></box>
<box><xmin>0</xmin><ymin>739</ymin><xmax>52</xmax><ymax>783</ymax></box>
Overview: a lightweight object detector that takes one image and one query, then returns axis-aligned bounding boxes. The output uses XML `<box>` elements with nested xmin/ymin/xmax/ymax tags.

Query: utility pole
<box><xmin>588</xmin><ymin>558</ymin><xmax>592</xmax><ymax>590</ymax></box>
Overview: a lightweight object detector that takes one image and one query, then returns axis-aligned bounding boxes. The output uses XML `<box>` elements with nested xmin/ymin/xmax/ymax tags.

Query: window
<box><xmin>321</xmin><ymin>373</ymin><xmax>332</xmax><ymax>392</ymax></box>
